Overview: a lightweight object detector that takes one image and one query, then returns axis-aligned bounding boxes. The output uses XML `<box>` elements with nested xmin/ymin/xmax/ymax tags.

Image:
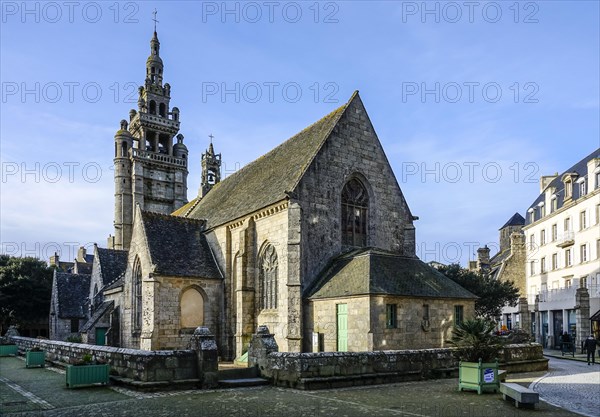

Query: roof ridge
<box><xmin>142</xmin><ymin>209</ymin><xmax>206</xmax><ymax>224</ymax></box>
<box><xmin>288</xmin><ymin>92</ymin><xmax>357</xmax><ymax>192</ymax></box>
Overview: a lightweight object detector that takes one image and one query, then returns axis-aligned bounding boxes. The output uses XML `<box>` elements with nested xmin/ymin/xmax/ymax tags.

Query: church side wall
<box><xmin>370</xmin><ymin>296</ymin><xmax>475</xmax><ymax>350</ymax></box>
<box><xmin>153</xmin><ymin>276</ymin><xmax>222</xmax><ymax>350</ymax></box>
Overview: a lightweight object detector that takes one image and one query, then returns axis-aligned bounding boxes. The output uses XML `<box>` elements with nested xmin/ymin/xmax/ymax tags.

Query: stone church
<box><xmin>51</xmin><ymin>30</ymin><xmax>476</xmax><ymax>359</ymax></box>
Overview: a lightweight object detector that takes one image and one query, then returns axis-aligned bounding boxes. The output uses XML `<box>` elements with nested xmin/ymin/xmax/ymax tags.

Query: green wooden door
<box><xmin>95</xmin><ymin>328</ymin><xmax>107</xmax><ymax>346</ymax></box>
<box><xmin>337</xmin><ymin>304</ymin><xmax>348</xmax><ymax>352</ymax></box>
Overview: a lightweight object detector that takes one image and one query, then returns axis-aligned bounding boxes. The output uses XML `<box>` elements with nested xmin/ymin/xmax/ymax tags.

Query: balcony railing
<box><xmin>556</xmin><ymin>231</ymin><xmax>575</xmax><ymax>248</ymax></box>
<box><xmin>537</xmin><ymin>284</ymin><xmax>600</xmax><ymax>303</ymax></box>
<box><xmin>131</xmin><ymin>148</ymin><xmax>187</xmax><ymax>167</ymax></box>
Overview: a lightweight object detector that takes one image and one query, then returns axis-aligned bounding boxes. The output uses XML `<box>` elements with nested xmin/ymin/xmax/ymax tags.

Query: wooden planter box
<box><xmin>25</xmin><ymin>351</ymin><xmax>46</xmax><ymax>368</ymax></box>
<box><xmin>458</xmin><ymin>359</ymin><xmax>499</xmax><ymax>394</ymax></box>
<box><xmin>0</xmin><ymin>345</ymin><xmax>18</xmax><ymax>356</ymax></box>
<box><xmin>66</xmin><ymin>364</ymin><xmax>110</xmax><ymax>388</ymax></box>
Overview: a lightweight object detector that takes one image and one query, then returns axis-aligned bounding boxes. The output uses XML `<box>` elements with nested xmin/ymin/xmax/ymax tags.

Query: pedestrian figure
<box><xmin>584</xmin><ymin>334</ymin><xmax>597</xmax><ymax>365</ymax></box>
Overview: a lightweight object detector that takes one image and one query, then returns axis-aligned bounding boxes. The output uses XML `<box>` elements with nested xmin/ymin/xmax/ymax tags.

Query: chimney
<box><xmin>510</xmin><ymin>231</ymin><xmax>525</xmax><ymax>255</ymax></box>
<box><xmin>539</xmin><ymin>173</ymin><xmax>558</xmax><ymax>194</ymax></box>
<box><xmin>77</xmin><ymin>246</ymin><xmax>87</xmax><ymax>263</ymax></box>
<box><xmin>49</xmin><ymin>252</ymin><xmax>59</xmax><ymax>267</ymax></box>
<box><xmin>477</xmin><ymin>246</ymin><xmax>491</xmax><ymax>272</ymax></box>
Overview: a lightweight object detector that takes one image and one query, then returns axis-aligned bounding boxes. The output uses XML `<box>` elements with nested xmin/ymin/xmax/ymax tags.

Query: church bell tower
<box><xmin>200</xmin><ymin>138</ymin><xmax>221</xmax><ymax>198</ymax></box>
<box><xmin>109</xmin><ymin>27</ymin><xmax>189</xmax><ymax>250</ymax></box>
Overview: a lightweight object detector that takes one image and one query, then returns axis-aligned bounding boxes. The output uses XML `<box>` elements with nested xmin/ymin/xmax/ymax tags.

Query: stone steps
<box><xmin>217</xmin><ymin>365</ymin><xmax>258</xmax><ymax>380</ymax></box>
<box><xmin>218</xmin><ymin>377</ymin><xmax>270</xmax><ymax>388</ymax></box>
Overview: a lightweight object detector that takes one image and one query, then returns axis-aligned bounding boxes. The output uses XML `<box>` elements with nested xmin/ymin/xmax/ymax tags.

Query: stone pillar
<box><xmin>248</xmin><ymin>325</ymin><xmax>278</xmax><ymax>377</ymax></box>
<box><xmin>154</xmin><ymin>131</ymin><xmax>159</xmax><ymax>153</ymax></box>
<box><xmin>534</xmin><ymin>295</ymin><xmax>541</xmax><ymax>344</ymax></box>
<box><xmin>287</xmin><ymin>201</ymin><xmax>302</xmax><ymax>352</ymax></box>
<box><xmin>575</xmin><ymin>288</ymin><xmax>590</xmax><ymax>351</ymax></box>
<box><xmin>518</xmin><ymin>297</ymin><xmax>531</xmax><ymax>336</ymax></box>
<box><xmin>188</xmin><ymin>326</ymin><xmax>218</xmax><ymax>388</ymax></box>
<box><xmin>235</xmin><ymin>219</ymin><xmax>256</xmax><ymax>359</ymax></box>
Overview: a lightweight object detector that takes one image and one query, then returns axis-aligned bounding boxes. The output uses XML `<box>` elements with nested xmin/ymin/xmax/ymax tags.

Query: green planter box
<box><xmin>66</xmin><ymin>364</ymin><xmax>110</xmax><ymax>388</ymax></box>
<box><xmin>25</xmin><ymin>351</ymin><xmax>46</xmax><ymax>368</ymax></box>
<box><xmin>0</xmin><ymin>345</ymin><xmax>18</xmax><ymax>356</ymax></box>
<box><xmin>458</xmin><ymin>360</ymin><xmax>499</xmax><ymax>394</ymax></box>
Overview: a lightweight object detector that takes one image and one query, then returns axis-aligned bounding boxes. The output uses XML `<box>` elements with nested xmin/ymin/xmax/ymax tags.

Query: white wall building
<box><xmin>523</xmin><ymin>149</ymin><xmax>600</xmax><ymax>349</ymax></box>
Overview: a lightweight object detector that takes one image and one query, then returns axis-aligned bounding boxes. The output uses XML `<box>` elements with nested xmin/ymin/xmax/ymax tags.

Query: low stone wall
<box><xmin>9</xmin><ymin>327</ymin><xmax>218</xmax><ymax>387</ymax></box>
<box><xmin>249</xmin><ymin>327</ymin><xmax>548</xmax><ymax>389</ymax></box>
<box><xmin>10</xmin><ymin>336</ymin><xmax>196</xmax><ymax>382</ymax></box>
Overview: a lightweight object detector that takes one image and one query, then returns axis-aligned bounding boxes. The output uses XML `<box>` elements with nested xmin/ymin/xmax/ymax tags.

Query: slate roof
<box><xmin>103</xmin><ymin>275</ymin><xmax>124</xmax><ymax>292</ymax></box>
<box><xmin>96</xmin><ymin>248</ymin><xmax>129</xmax><ymax>286</ymax></box>
<box><xmin>74</xmin><ymin>261</ymin><xmax>93</xmax><ymax>275</ymax></box>
<box><xmin>525</xmin><ymin>148</ymin><xmax>600</xmax><ymax>226</ymax></box>
<box><xmin>177</xmin><ymin>92</ymin><xmax>357</xmax><ymax>227</ymax></box>
<box><xmin>500</xmin><ymin>213</ymin><xmax>525</xmax><ymax>230</ymax></box>
<box><xmin>307</xmin><ymin>248</ymin><xmax>477</xmax><ymax>300</ymax></box>
<box><xmin>140</xmin><ymin>210</ymin><xmax>222</xmax><ymax>279</ymax></box>
<box><xmin>80</xmin><ymin>300</ymin><xmax>114</xmax><ymax>332</ymax></box>
<box><xmin>55</xmin><ymin>272</ymin><xmax>91</xmax><ymax>318</ymax></box>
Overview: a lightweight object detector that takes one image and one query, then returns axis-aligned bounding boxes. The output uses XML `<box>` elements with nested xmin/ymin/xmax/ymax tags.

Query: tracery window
<box><xmin>342</xmin><ymin>178</ymin><xmax>369</xmax><ymax>247</ymax></box>
<box><xmin>259</xmin><ymin>244</ymin><xmax>278</xmax><ymax>310</ymax></box>
<box><xmin>132</xmin><ymin>257</ymin><xmax>142</xmax><ymax>331</ymax></box>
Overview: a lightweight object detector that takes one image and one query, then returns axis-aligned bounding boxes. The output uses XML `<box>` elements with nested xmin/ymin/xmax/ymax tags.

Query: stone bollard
<box><xmin>188</xmin><ymin>326</ymin><xmax>218</xmax><ymax>388</ymax></box>
<box><xmin>248</xmin><ymin>325</ymin><xmax>278</xmax><ymax>376</ymax></box>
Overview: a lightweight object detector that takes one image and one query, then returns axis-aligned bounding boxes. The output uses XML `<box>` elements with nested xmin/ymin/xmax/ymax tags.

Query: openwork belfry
<box><xmin>342</xmin><ymin>178</ymin><xmax>369</xmax><ymax>247</ymax></box>
<box><xmin>259</xmin><ymin>244</ymin><xmax>278</xmax><ymax>310</ymax></box>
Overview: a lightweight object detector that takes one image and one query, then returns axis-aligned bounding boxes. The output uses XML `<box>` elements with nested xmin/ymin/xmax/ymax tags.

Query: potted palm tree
<box><xmin>450</xmin><ymin>318</ymin><xmax>502</xmax><ymax>394</ymax></box>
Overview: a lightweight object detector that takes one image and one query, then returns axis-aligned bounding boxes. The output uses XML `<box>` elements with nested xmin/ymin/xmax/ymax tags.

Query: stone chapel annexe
<box><xmin>50</xmin><ymin>29</ymin><xmax>476</xmax><ymax>360</ymax></box>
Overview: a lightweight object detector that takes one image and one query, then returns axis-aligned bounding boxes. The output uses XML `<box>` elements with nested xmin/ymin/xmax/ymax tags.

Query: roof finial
<box><xmin>152</xmin><ymin>9</ymin><xmax>159</xmax><ymax>33</ymax></box>
<box><xmin>208</xmin><ymin>133</ymin><xmax>214</xmax><ymax>144</ymax></box>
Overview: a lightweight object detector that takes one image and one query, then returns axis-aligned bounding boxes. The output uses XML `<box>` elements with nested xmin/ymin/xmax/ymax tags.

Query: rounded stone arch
<box><xmin>256</xmin><ymin>241</ymin><xmax>279</xmax><ymax>311</ymax></box>
<box><xmin>179</xmin><ymin>285</ymin><xmax>207</xmax><ymax>329</ymax></box>
<box><xmin>340</xmin><ymin>173</ymin><xmax>374</xmax><ymax>248</ymax></box>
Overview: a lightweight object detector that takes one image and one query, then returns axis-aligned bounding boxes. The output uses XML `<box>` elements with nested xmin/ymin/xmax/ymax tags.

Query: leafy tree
<box><xmin>438</xmin><ymin>263</ymin><xmax>519</xmax><ymax>321</ymax></box>
<box><xmin>0</xmin><ymin>255</ymin><xmax>53</xmax><ymax>334</ymax></box>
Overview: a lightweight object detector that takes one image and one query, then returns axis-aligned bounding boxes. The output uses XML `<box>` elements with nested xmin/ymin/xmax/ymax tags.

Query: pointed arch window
<box><xmin>149</xmin><ymin>100</ymin><xmax>156</xmax><ymax>115</ymax></box>
<box><xmin>259</xmin><ymin>244</ymin><xmax>278</xmax><ymax>310</ymax></box>
<box><xmin>342</xmin><ymin>178</ymin><xmax>369</xmax><ymax>247</ymax></box>
<box><xmin>132</xmin><ymin>258</ymin><xmax>142</xmax><ymax>331</ymax></box>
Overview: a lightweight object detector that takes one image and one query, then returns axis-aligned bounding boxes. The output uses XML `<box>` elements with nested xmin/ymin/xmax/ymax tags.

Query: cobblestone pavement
<box><xmin>0</xmin><ymin>356</ymin><xmax>585</xmax><ymax>417</ymax></box>
<box><xmin>531</xmin><ymin>357</ymin><xmax>600</xmax><ymax>417</ymax></box>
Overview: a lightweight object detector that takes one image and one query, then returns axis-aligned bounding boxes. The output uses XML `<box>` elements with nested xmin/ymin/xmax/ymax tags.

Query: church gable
<box><xmin>294</xmin><ymin>92</ymin><xmax>416</xmax><ymax>288</ymax></box>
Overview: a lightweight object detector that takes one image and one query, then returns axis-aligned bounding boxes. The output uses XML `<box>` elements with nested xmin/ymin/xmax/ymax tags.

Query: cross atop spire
<box><xmin>208</xmin><ymin>133</ymin><xmax>214</xmax><ymax>144</ymax></box>
<box><xmin>152</xmin><ymin>9</ymin><xmax>159</xmax><ymax>32</ymax></box>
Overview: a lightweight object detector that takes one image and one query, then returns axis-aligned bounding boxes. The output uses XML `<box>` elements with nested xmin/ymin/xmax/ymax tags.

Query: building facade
<box><xmin>523</xmin><ymin>149</ymin><xmax>600</xmax><ymax>349</ymax></box>
<box><xmin>49</xmin><ymin>29</ymin><xmax>477</xmax><ymax>357</ymax></box>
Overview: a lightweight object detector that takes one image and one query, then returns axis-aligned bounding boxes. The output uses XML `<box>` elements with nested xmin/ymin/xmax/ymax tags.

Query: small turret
<box><xmin>173</xmin><ymin>133</ymin><xmax>188</xmax><ymax>159</ymax></box>
<box><xmin>200</xmin><ymin>136</ymin><xmax>222</xmax><ymax>197</ymax></box>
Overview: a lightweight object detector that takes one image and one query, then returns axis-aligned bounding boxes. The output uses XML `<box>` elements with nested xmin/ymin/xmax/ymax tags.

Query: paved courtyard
<box><xmin>0</xmin><ymin>355</ymin><xmax>593</xmax><ymax>417</ymax></box>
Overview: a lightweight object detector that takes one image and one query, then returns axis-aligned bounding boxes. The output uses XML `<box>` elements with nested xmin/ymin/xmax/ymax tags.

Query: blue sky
<box><xmin>1</xmin><ymin>1</ymin><xmax>599</xmax><ymax>265</ymax></box>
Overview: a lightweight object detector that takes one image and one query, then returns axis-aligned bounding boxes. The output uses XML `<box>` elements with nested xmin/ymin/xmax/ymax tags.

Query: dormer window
<box><xmin>550</xmin><ymin>194</ymin><xmax>557</xmax><ymax>213</ymax></box>
<box><xmin>565</xmin><ymin>180</ymin><xmax>572</xmax><ymax>198</ymax></box>
<box><xmin>577</xmin><ymin>177</ymin><xmax>586</xmax><ymax>196</ymax></box>
<box><xmin>537</xmin><ymin>201</ymin><xmax>545</xmax><ymax>217</ymax></box>
<box><xmin>528</xmin><ymin>207</ymin><xmax>535</xmax><ymax>223</ymax></box>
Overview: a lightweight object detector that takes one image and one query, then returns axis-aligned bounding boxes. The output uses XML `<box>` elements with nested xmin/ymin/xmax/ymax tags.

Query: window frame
<box><xmin>386</xmin><ymin>304</ymin><xmax>397</xmax><ymax>329</ymax></box>
<box><xmin>341</xmin><ymin>178</ymin><xmax>369</xmax><ymax>248</ymax></box>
